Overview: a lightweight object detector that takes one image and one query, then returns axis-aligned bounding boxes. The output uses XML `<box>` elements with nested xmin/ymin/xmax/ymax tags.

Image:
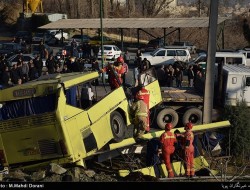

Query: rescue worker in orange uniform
<box><xmin>159</xmin><ymin>123</ymin><xmax>177</xmax><ymax>178</ymax></box>
<box><xmin>131</xmin><ymin>92</ymin><xmax>149</xmax><ymax>138</ymax></box>
<box><xmin>100</xmin><ymin>57</ymin><xmax>125</xmax><ymax>90</ymax></box>
<box><xmin>135</xmin><ymin>85</ymin><xmax>150</xmax><ymax>132</ymax></box>
<box><xmin>182</xmin><ymin>122</ymin><xmax>195</xmax><ymax>178</ymax></box>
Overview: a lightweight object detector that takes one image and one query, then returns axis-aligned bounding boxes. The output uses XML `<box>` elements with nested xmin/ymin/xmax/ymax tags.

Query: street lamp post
<box><xmin>100</xmin><ymin>0</ymin><xmax>105</xmax><ymax>84</ymax></box>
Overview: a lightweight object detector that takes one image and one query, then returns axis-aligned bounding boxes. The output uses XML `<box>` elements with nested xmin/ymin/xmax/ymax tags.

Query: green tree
<box><xmin>221</xmin><ymin>101</ymin><xmax>250</xmax><ymax>159</ymax></box>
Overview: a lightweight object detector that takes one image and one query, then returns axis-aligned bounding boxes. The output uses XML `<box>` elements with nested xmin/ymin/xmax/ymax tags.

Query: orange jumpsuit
<box><xmin>160</xmin><ymin>131</ymin><xmax>177</xmax><ymax>178</ymax></box>
<box><xmin>182</xmin><ymin>130</ymin><xmax>195</xmax><ymax>177</ymax></box>
<box><xmin>101</xmin><ymin>64</ymin><xmax>125</xmax><ymax>90</ymax></box>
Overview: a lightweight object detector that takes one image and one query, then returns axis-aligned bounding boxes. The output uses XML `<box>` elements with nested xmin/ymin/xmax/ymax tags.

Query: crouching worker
<box><xmin>131</xmin><ymin>92</ymin><xmax>149</xmax><ymax>138</ymax></box>
<box><xmin>159</xmin><ymin>123</ymin><xmax>177</xmax><ymax>178</ymax></box>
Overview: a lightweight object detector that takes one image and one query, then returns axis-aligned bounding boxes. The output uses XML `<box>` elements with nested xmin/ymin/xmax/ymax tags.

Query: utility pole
<box><xmin>100</xmin><ymin>0</ymin><xmax>105</xmax><ymax>84</ymax></box>
<box><xmin>198</xmin><ymin>0</ymin><xmax>201</xmax><ymax>17</ymax></box>
<box><xmin>202</xmin><ymin>0</ymin><xmax>219</xmax><ymax>124</ymax></box>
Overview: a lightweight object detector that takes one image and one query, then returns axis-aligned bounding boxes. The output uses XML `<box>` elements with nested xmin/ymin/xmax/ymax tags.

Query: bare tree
<box><xmin>139</xmin><ymin>0</ymin><xmax>173</xmax><ymax>17</ymax></box>
<box><xmin>126</xmin><ymin>0</ymin><xmax>135</xmax><ymax>17</ymax></box>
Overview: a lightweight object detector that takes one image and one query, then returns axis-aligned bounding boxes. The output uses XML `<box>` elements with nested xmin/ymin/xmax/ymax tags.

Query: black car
<box><xmin>0</xmin><ymin>42</ymin><xmax>27</xmax><ymax>58</ymax></box>
<box><xmin>144</xmin><ymin>38</ymin><xmax>166</xmax><ymax>52</ymax></box>
<box><xmin>30</xmin><ymin>44</ymin><xmax>53</xmax><ymax>58</ymax></box>
<box><xmin>14</xmin><ymin>31</ymin><xmax>32</xmax><ymax>44</ymax></box>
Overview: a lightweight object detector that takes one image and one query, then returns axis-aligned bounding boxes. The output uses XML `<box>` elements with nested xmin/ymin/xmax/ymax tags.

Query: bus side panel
<box><xmin>1</xmin><ymin>122</ymin><xmax>62</xmax><ymax>165</ymax></box>
<box><xmin>87</xmin><ymin>87</ymin><xmax>129</xmax><ymax>149</ymax></box>
<box><xmin>63</xmin><ymin>109</ymin><xmax>90</xmax><ymax>161</ymax></box>
<box><xmin>144</xmin><ymin>80</ymin><xmax>163</xmax><ymax>109</ymax></box>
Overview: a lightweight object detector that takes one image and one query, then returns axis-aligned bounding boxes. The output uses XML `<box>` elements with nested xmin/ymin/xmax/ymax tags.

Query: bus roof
<box><xmin>0</xmin><ymin>71</ymin><xmax>99</xmax><ymax>102</ymax></box>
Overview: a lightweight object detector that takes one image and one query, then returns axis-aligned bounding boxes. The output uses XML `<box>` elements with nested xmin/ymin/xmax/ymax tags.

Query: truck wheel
<box><xmin>182</xmin><ymin>107</ymin><xmax>202</xmax><ymax>126</ymax></box>
<box><xmin>110</xmin><ymin>111</ymin><xmax>126</xmax><ymax>143</ymax></box>
<box><xmin>156</xmin><ymin>108</ymin><xmax>179</xmax><ymax>129</ymax></box>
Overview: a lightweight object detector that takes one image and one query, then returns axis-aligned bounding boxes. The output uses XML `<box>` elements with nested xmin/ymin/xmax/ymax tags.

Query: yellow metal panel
<box><xmin>2</xmin><ymin>124</ymin><xmax>61</xmax><ymax>164</ymax></box>
<box><xmin>144</xmin><ymin>80</ymin><xmax>163</xmax><ymax>109</ymax></box>
<box><xmin>119</xmin><ymin>167</ymin><xmax>156</xmax><ymax>177</ymax></box>
<box><xmin>109</xmin><ymin>120</ymin><xmax>231</xmax><ymax>150</ymax></box>
<box><xmin>118</xmin><ymin>156</ymin><xmax>217</xmax><ymax>178</ymax></box>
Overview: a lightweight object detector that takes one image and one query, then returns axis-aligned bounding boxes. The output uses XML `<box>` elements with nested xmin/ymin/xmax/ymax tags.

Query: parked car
<box><xmin>0</xmin><ymin>42</ymin><xmax>28</xmax><ymax>58</ymax></box>
<box><xmin>69</xmin><ymin>34</ymin><xmax>90</xmax><ymax>46</ymax></box>
<box><xmin>30</xmin><ymin>44</ymin><xmax>54</xmax><ymax>57</ymax></box>
<box><xmin>143</xmin><ymin>37</ymin><xmax>166</xmax><ymax>52</ymax></box>
<box><xmin>7</xmin><ymin>54</ymin><xmax>35</xmax><ymax>67</ymax></box>
<box><xmin>168</xmin><ymin>41</ymin><xmax>197</xmax><ymax>54</ymax></box>
<box><xmin>141</xmin><ymin>47</ymin><xmax>191</xmax><ymax>67</ymax></box>
<box><xmin>97</xmin><ymin>45</ymin><xmax>122</xmax><ymax>60</ymax></box>
<box><xmin>89</xmin><ymin>36</ymin><xmax>116</xmax><ymax>46</ymax></box>
<box><xmin>14</xmin><ymin>31</ymin><xmax>32</xmax><ymax>44</ymax></box>
<box><xmin>45</xmin><ymin>30</ymin><xmax>69</xmax><ymax>41</ymax></box>
<box><xmin>32</xmin><ymin>33</ymin><xmax>45</xmax><ymax>44</ymax></box>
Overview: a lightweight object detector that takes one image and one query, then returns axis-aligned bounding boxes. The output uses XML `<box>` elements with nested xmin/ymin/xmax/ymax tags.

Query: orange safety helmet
<box><xmin>117</xmin><ymin>56</ymin><xmax>124</xmax><ymax>63</ymax></box>
<box><xmin>185</xmin><ymin>122</ymin><xmax>193</xmax><ymax>130</ymax></box>
<box><xmin>165</xmin><ymin>123</ymin><xmax>173</xmax><ymax>131</ymax></box>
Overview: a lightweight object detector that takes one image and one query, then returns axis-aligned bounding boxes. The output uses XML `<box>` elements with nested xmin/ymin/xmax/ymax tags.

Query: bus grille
<box><xmin>0</xmin><ymin>113</ymin><xmax>56</xmax><ymax>132</ymax></box>
<box><xmin>38</xmin><ymin>139</ymin><xmax>60</xmax><ymax>155</ymax></box>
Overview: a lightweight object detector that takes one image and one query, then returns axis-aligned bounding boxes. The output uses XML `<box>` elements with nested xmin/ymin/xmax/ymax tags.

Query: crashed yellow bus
<box><xmin>0</xmin><ymin>68</ymin><xmax>162</xmax><ymax>169</ymax></box>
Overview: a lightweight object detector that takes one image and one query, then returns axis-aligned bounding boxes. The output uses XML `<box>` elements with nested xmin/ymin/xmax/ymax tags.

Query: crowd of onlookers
<box><xmin>0</xmin><ymin>52</ymin><xmax>100</xmax><ymax>89</ymax></box>
<box><xmin>133</xmin><ymin>48</ymin><xmax>204</xmax><ymax>88</ymax></box>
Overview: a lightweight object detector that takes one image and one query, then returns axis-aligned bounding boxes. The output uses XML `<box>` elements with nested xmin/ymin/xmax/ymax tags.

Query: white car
<box><xmin>7</xmin><ymin>54</ymin><xmax>46</xmax><ymax>67</ymax></box>
<box><xmin>7</xmin><ymin>54</ymin><xmax>35</xmax><ymax>67</ymax></box>
<box><xmin>141</xmin><ymin>47</ymin><xmax>191</xmax><ymax>67</ymax></box>
<box><xmin>45</xmin><ymin>30</ymin><xmax>69</xmax><ymax>42</ymax></box>
<box><xmin>32</xmin><ymin>33</ymin><xmax>45</xmax><ymax>43</ymax></box>
<box><xmin>97</xmin><ymin>45</ymin><xmax>122</xmax><ymax>60</ymax></box>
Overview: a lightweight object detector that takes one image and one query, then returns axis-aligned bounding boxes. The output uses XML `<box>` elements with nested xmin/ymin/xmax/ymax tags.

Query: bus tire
<box><xmin>110</xmin><ymin>111</ymin><xmax>126</xmax><ymax>143</ymax></box>
<box><xmin>182</xmin><ymin>107</ymin><xmax>202</xmax><ymax>126</ymax></box>
<box><xmin>156</xmin><ymin>108</ymin><xmax>179</xmax><ymax>129</ymax></box>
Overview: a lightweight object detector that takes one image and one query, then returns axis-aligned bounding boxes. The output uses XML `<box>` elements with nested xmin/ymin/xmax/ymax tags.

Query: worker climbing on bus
<box><xmin>135</xmin><ymin>84</ymin><xmax>150</xmax><ymax>132</ymax></box>
<box><xmin>99</xmin><ymin>56</ymin><xmax>125</xmax><ymax>90</ymax></box>
<box><xmin>131</xmin><ymin>91</ymin><xmax>149</xmax><ymax>138</ymax></box>
<box><xmin>159</xmin><ymin>123</ymin><xmax>177</xmax><ymax>178</ymax></box>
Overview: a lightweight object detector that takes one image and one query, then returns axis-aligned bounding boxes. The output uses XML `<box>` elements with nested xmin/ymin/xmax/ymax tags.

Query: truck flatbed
<box><xmin>161</xmin><ymin>87</ymin><xmax>203</xmax><ymax>103</ymax></box>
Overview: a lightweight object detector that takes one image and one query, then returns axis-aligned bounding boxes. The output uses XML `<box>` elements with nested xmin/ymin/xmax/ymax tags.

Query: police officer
<box><xmin>159</xmin><ymin>123</ymin><xmax>177</xmax><ymax>178</ymax></box>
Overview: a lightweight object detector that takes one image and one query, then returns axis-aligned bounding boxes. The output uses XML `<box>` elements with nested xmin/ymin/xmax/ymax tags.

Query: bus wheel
<box><xmin>182</xmin><ymin>107</ymin><xmax>202</xmax><ymax>126</ymax></box>
<box><xmin>110</xmin><ymin>111</ymin><xmax>126</xmax><ymax>143</ymax></box>
<box><xmin>156</xmin><ymin>108</ymin><xmax>179</xmax><ymax>129</ymax></box>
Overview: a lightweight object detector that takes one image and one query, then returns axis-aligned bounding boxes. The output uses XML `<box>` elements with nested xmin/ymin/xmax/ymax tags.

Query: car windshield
<box><xmin>150</xmin><ymin>48</ymin><xmax>160</xmax><ymax>56</ymax></box>
<box><xmin>103</xmin><ymin>46</ymin><xmax>112</xmax><ymax>51</ymax></box>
